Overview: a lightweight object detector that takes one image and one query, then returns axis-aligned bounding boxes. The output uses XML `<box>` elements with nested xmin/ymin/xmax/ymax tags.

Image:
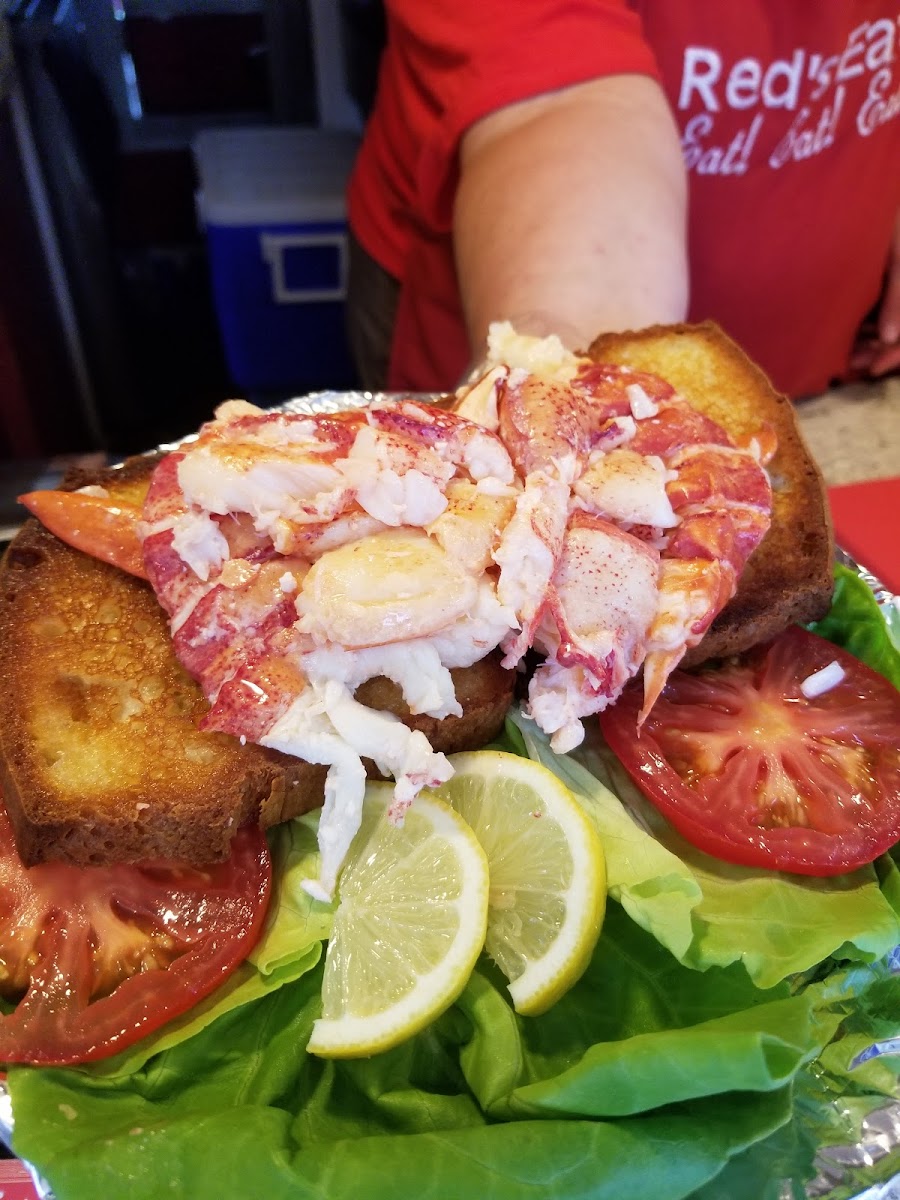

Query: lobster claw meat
<box><xmin>18</xmin><ymin>490</ymin><xmax>147</xmax><ymax>580</ymax></box>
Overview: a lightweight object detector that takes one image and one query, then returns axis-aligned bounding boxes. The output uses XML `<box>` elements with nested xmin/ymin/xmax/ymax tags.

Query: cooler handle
<box><xmin>260</xmin><ymin>232</ymin><xmax>347</xmax><ymax>304</ymax></box>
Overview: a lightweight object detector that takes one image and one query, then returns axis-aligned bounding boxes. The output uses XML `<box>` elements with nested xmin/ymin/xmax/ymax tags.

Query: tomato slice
<box><xmin>599</xmin><ymin>626</ymin><xmax>900</xmax><ymax>876</ymax></box>
<box><xmin>18</xmin><ymin>490</ymin><xmax>147</xmax><ymax>579</ymax></box>
<box><xmin>0</xmin><ymin>804</ymin><xmax>271</xmax><ymax>1064</ymax></box>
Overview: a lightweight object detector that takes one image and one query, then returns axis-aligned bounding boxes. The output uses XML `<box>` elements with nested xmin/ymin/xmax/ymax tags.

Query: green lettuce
<box><xmin>511</xmin><ymin>711</ymin><xmax>900</xmax><ymax>990</ymax></box>
<box><xmin>5</xmin><ymin>565</ymin><xmax>900</xmax><ymax>1199</ymax></box>
<box><xmin>7</xmin><ymin>904</ymin><xmax>858</xmax><ymax>1200</ymax></box>
<box><xmin>506</xmin><ymin>561</ymin><xmax>900</xmax><ymax>990</ymax></box>
<box><xmin>90</xmin><ymin>812</ymin><xmax>334</xmax><ymax>1079</ymax></box>
<box><xmin>811</xmin><ymin>564</ymin><xmax>900</xmax><ymax>688</ymax></box>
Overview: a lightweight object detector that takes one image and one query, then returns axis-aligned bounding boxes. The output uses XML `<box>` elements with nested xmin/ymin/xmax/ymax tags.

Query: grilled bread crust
<box><xmin>0</xmin><ymin>456</ymin><xmax>513</xmax><ymax>867</ymax></box>
<box><xmin>586</xmin><ymin>322</ymin><xmax>834</xmax><ymax>665</ymax></box>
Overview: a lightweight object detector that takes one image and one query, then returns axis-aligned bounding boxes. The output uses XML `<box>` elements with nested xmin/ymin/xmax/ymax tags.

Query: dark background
<box><xmin>0</xmin><ymin>0</ymin><xmax>386</xmax><ymax>497</ymax></box>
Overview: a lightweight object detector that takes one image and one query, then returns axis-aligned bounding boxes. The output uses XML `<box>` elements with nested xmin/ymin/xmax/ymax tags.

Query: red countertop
<box><xmin>828</xmin><ymin>477</ymin><xmax>899</xmax><ymax>593</ymax></box>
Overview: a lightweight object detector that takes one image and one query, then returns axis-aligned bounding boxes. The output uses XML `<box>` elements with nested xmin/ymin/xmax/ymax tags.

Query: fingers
<box><xmin>850</xmin><ymin>210</ymin><xmax>900</xmax><ymax>379</ymax></box>
<box><xmin>867</xmin><ymin>342</ymin><xmax>900</xmax><ymax>377</ymax></box>
<box><xmin>876</xmin><ymin>212</ymin><xmax>900</xmax><ymax>355</ymax></box>
<box><xmin>849</xmin><ymin>336</ymin><xmax>900</xmax><ymax>378</ymax></box>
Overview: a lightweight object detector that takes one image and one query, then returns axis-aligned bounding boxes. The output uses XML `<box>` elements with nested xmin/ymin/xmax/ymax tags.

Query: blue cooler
<box><xmin>193</xmin><ymin>127</ymin><xmax>361</xmax><ymax>395</ymax></box>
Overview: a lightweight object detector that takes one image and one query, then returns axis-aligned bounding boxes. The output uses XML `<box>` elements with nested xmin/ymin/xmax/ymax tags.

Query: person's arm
<box><xmin>454</xmin><ymin>73</ymin><xmax>689</xmax><ymax>363</ymax></box>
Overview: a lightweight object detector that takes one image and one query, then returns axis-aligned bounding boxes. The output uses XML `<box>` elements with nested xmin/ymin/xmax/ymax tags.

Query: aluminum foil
<box><xmin>836</xmin><ymin>547</ymin><xmax>900</xmax><ymax>651</ymax></box>
<box><xmin>0</xmin><ymin>393</ymin><xmax>897</xmax><ymax>1199</ymax></box>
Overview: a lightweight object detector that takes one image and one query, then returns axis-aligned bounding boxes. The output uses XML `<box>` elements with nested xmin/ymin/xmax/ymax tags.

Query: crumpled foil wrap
<box><xmin>0</xmin><ymin>394</ymin><xmax>897</xmax><ymax>1199</ymax></box>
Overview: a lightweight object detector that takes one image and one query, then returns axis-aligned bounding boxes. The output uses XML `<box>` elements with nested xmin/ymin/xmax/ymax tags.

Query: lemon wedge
<box><xmin>307</xmin><ymin>782</ymin><xmax>489</xmax><ymax>1058</ymax></box>
<box><xmin>437</xmin><ymin>750</ymin><xmax>606</xmax><ymax>1016</ymax></box>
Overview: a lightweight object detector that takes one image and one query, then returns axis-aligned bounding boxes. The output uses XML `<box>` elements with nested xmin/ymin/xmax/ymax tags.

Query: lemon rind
<box><xmin>445</xmin><ymin>750</ymin><xmax>607</xmax><ymax>1017</ymax></box>
<box><xmin>308</xmin><ymin>792</ymin><xmax>489</xmax><ymax>1058</ymax></box>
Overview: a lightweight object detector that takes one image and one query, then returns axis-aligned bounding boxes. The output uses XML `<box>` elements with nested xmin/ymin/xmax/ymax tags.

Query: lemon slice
<box><xmin>437</xmin><ymin>750</ymin><xmax>606</xmax><ymax>1016</ymax></box>
<box><xmin>307</xmin><ymin>782</ymin><xmax>489</xmax><ymax>1058</ymax></box>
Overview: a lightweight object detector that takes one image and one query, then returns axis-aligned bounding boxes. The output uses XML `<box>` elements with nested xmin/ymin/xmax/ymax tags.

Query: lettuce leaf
<box><xmin>11</xmin><ymin>909</ymin><xmax>899</xmax><ymax>1200</ymax></box>
<box><xmin>504</xmin><ymin>559</ymin><xmax>900</xmax><ymax>989</ymax></box>
<box><xmin>511</xmin><ymin>711</ymin><xmax>900</xmax><ymax>990</ymax></box>
<box><xmin>89</xmin><ymin>813</ymin><xmax>333</xmax><ymax>1078</ymax></box>
<box><xmin>7</xmin><ymin>908</ymin><xmax>900</xmax><ymax>1199</ymax></box>
<box><xmin>811</xmin><ymin>565</ymin><xmax>900</xmax><ymax>688</ymax></box>
<box><xmin>9</xmin><ymin>904</ymin><xmax>852</xmax><ymax>1200</ymax></box>
<box><xmin>6</xmin><ymin>564</ymin><xmax>900</xmax><ymax>1199</ymax></box>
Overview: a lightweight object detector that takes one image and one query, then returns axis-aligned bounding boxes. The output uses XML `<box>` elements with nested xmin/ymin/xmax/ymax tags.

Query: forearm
<box><xmin>454</xmin><ymin>73</ymin><xmax>689</xmax><ymax>360</ymax></box>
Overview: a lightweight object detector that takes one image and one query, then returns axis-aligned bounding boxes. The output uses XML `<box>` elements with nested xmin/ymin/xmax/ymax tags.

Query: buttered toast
<box><xmin>587</xmin><ymin>322</ymin><xmax>834</xmax><ymax>665</ymax></box>
<box><xmin>0</xmin><ymin>322</ymin><xmax>833</xmax><ymax>868</ymax></box>
<box><xmin>0</xmin><ymin>457</ymin><xmax>323</xmax><ymax>866</ymax></box>
<box><xmin>0</xmin><ymin>456</ymin><xmax>514</xmax><ymax>867</ymax></box>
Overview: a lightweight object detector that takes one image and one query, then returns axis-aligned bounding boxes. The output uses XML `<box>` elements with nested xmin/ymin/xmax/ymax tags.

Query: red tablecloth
<box><xmin>827</xmin><ymin>477</ymin><xmax>900</xmax><ymax>593</ymax></box>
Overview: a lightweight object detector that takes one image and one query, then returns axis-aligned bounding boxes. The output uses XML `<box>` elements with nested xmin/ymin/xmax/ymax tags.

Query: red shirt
<box><xmin>347</xmin><ymin>1</ymin><xmax>900</xmax><ymax>397</ymax></box>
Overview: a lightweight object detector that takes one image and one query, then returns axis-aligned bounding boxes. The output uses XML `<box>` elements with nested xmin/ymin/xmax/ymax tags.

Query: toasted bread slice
<box><xmin>586</xmin><ymin>322</ymin><xmax>834</xmax><ymax>664</ymax></box>
<box><xmin>0</xmin><ymin>458</ymin><xmax>327</xmax><ymax>866</ymax></box>
<box><xmin>0</xmin><ymin>456</ymin><xmax>514</xmax><ymax>867</ymax></box>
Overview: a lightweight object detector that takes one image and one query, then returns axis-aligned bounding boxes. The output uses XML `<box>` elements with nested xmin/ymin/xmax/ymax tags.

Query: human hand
<box><xmin>850</xmin><ymin>211</ymin><xmax>900</xmax><ymax>379</ymax></box>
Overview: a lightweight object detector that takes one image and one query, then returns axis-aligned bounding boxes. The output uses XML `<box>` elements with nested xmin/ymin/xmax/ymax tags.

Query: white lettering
<box><xmin>682</xmin><ymin>113</ymin><xmax>763</xmax><ymax>176</ymax></box>
<box><xmin>769</xmin><ymin>85</ymin><xmax>845</xmax><ymax>167</ymax></box>
<box><xmin>837</xmin><ymin>23</ymin><xmax>868</xmax><ymax>82</ymax></box>
<box><xmin>679</xmin><ymin>47</ymin><xmax>722</xmax><ymax>111</ymax></box>
<box><xmin>761</xmin><ymin>50</ymin><xmax>804</xmax><ymax>109</ymax></box>
<box><xmin>697</xmin><ymin>146</ymin><xmax>723</xmax><ymax>174</ymax></box>
<box><xmin>681</xmin><ymin>112</ymin><xmax>714</xmax><ymax>169</ymax></box>
<box><xmin>810</xmin><ymin>54</ymin><xmax>838</xmax><ymax>101</ymax></box>
<box><xmin>857</xmin><ymin>66</ymin><xmax>900</xmax><ymax>135</ymax></box>
<box><xmin>865</xmin><ymin>19</ymin><xmax>896</xmax><ymax>71</ymax></box>
<box><xmin>679</xmin><ymin>29</ymin><xmax>899</xmax><ymax>174</ymax></box>
<box><xmin>726</xmin><ymin>58</ymin><xmax>762</xmax><ymax>108</ymax></box>
<box><xmin>724</xmin><ymin>112</ymin><xmax>763</xmax><ymax>172</ymax></box>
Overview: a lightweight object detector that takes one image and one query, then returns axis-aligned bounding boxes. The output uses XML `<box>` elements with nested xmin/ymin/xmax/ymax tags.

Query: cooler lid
<box><xmin>193</xmin><ymin>127</ymin><xmax>360</xmax><ymax>226</ymax></box>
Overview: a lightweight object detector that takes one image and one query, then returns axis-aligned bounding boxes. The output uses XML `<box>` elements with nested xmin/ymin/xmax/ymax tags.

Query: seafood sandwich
<box><xmin>0</xmin><ymin>322</ymin><xmax>833</xmax><ymax>900</ymax></box>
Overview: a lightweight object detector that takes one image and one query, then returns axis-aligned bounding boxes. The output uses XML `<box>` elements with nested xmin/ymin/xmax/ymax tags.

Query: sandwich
<box><xmin>1</xmin><ymin>322</ymin><xmax>899</xmax><ymax>1200</ymax></box>
<box><xmin>583</xmin><ymin>322</ymin><xmax>834</xmax><ymax>662</ymax></box>
<box><xmin>0</xmin><ymin>453</ymin><xmax>513</xmax><ymax>869</ymax></box>
<box><xmin>0</xmin><ymin>321</ymin><xmax>832</xmax><ymax>874</ymax></box>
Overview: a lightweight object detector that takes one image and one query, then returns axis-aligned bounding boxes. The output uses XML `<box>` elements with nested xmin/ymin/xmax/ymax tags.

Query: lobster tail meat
<box><xmin>527</xmin><ymin>513</ymin><xmax>660</xmax><ymax>753</ymax></box>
